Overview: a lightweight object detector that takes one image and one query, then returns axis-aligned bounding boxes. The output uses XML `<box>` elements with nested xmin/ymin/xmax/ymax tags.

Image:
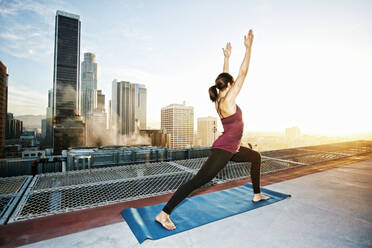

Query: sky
<box><xmin>0</xmin><ymin>0</ymin><xmax>371</xmax><ymax>136</ymax></box>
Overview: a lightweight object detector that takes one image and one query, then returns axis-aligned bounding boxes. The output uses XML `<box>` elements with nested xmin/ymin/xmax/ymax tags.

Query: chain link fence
<box><xmin>0</xmin><ymin>176</ymin><xmax>31</xmax><ymax>224</ymax></box>
<box><xmin>3</xmin><ymin>140</ymin><xmax>372</xmax><ymax>223</ymax></box>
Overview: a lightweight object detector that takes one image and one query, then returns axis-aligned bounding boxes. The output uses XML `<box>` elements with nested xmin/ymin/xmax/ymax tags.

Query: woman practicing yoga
<box><xmin>155</xmin><ymin>29</ymin><xmax>270</xmax><ymax>230</ymax></box>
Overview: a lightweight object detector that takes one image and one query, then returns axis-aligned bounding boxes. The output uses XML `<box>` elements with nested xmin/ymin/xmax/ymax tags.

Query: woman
<box><xmin>155</xmin><ymin>30</ymin><xmax>270</xmax><ymax>230</ymax></box>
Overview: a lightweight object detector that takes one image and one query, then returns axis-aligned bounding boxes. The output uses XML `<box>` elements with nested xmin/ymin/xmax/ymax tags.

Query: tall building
<box><xmin>136</xmin><ymin>84</ymin><xmax>147</xmax><ymax>130</ymax></box>
<box><xmin>161</xmin><ymin>103</ymin><xmax>194</xmax><ymax>149</ymax></box>
<box><xmin>81</xmin><ymin>52</ymin><xmax>97</xmax><ymax>121</ymax></box>
<box><xmin>45</xmin><ymin>89</ymin><xmax>53</xmax><ymax>147</ymax></box>
<box><xmin>54</xmin><ymin>117</ymin><xmax>86</xmax><ymax>153</ymax></box>
<box><xmin>86</xmin><ymin>90</ymin><xmax>107</xmax><ymax>146</ymax></box>
<box><xmin>96</xmin><ymin>90</ymin><xmax>105</xmax><ymax>112</ymax></box>
<box><xmin>0</xmin><ymin>61</ymin><xmax>8</xmax><ymax>157</ymax></box>
<box><xmin>196</xmin><ymin>116</ymin><xmax>217</xmax><ymax>147</ymax></box>
<box><xmin>53</xmin><ymin>10</ymin><xmax>81</xmax><ymax>123</ymax></box>
<box><xmin>6</xmin><ymin>113</ymin><xmax>23</xmax><ymax>139</ymax></box>
<box><xmin>139</xmin><ymin>129</ymin><xmax>171</xmax><ymax>148</ymax></box>
<box><xmin>41</xmin><ymin>119</ymin><xmax>46</xmax><ymax>139</ymax></box>
<box><xmin>52</xmin><ymin>10</ymin><xmax>85</xmax><ymax>154</ymax></box>
<box><xmin>111</xmin><ymin>80</ymin><xmax>147</xmax><ymax>144</ymax></box>
<box><xmin>108</xmin><ymin>99</ymin><xmax>112</xmax><ymax>130</ymax></box>
<box><xmin>86</xmin><ymin>111</ymin><xmax>107</xmax><ymax>146</ymax></box>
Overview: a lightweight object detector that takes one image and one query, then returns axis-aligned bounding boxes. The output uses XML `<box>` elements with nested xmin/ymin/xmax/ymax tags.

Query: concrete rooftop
<box><xmin>19</xmin><ymin>158</ymin><xmax>372</xmax><ymax>248</ymax></box>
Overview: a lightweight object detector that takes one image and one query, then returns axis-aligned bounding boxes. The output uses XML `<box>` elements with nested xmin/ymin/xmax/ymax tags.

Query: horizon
<box><xmin>1</xmin><ymin>0</ymin><xmax>371</xmax><ymax>137</ymax></box>
<box><xmin>11</xmin><ymin>113</ymin><xmax>372</xmax><ymax>139</ymax></box>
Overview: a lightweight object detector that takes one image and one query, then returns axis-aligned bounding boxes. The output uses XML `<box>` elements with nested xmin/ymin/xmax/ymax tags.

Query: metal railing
<box><xmin>0</xmin><ymin>147</ymin><xmax>213</xmax><ymax>177</ymax></box>
<box><xmin>2</xmin><ymin>140</ymin><xmax>372</xmax><ymax>224</ymax></box>
<box><xmin>0</xmin><ymin>176</ymin><xmax>31</xmax><ymax>224</ymax></box>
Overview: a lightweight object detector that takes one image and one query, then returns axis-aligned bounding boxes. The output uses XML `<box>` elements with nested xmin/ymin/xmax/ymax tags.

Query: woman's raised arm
<box><xmin>227</xmin><ymin>30</ymin><xmax>254</xmax><ymax>101</ymax></box>
<box><xmin>222</xmin><ymin>42</ymin><xmax>232</xmax><ymax>73</ymax></box>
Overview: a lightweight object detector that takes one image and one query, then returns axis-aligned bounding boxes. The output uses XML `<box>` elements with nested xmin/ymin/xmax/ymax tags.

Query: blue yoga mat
<box><xmin>121</xmin><ymin>183</ymin><xmax>291</xmax><ymax>243</ymax></box>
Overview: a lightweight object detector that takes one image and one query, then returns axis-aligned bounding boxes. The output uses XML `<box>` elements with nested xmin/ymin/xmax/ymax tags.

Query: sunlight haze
<box><xmin>0</xmin><ymin>0</ymin><xmax>371</xmax><ymax>136</ymax></box>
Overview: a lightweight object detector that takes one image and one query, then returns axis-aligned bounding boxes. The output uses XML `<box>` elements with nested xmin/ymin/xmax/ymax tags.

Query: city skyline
<box><xmin>1</xmin><ymin>0</ymin><xmax>372</xmax><ymax>136</ymax></box>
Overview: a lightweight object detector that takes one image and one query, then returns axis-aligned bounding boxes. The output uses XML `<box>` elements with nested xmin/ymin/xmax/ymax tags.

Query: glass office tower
<box><xmin>53</xmin><ymin>10</ymin><xmax>81</xmax><ymax>123</ymax></box>
<box><xmin>53</xmin><ymin>11</ymin><xmax>85</xmax><ymax>154</ymax></box>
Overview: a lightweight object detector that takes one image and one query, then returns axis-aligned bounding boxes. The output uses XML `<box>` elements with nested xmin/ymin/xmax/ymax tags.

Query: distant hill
<box><xmin>14</xmin><ymin>115</ymin><xmax>45</xmax><ymax>129</ymax></box>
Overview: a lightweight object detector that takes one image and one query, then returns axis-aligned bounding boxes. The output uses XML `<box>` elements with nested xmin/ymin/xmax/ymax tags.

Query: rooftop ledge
<box><xmin>0</xmin><ymin>140</ymin><xmax>371</xmax><ymax>247</ymax></box>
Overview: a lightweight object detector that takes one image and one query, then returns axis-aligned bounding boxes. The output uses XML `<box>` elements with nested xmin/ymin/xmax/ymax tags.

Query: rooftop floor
<box><xmin>19</xmin><ymin>157</ymin><xmax>372</xmax><ymax>248</ymax></box>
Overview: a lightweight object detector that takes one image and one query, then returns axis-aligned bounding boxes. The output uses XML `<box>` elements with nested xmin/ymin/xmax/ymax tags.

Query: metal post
<box><xmin>62</xmin><ymin>160</ymin><xmax>66</xmax><ymax>172</ymax></box>
<box><xmin>88</xmin><ymin>155</ymin><xmax>91</xmax><ymax>169</ymax></box>
<box><xmin>132</xmin><ymin>151</ymin><xmax>136</xmax><ymax>164</ymax></box>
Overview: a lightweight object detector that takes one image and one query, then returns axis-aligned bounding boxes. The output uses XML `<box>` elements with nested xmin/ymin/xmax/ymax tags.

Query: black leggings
<box><xmin>162</xmin><ymin>146</ymin><xmax>262</xmax><ymax>215</ymax></box>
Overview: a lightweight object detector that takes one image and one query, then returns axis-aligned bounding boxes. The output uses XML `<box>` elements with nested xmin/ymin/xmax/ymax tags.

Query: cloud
<box><xmin>0</xmin><ymin>27</ymin><xmax>52</xmax><ymax>61</ymax></box>
<box><xmin>0</xmin><ymin>0</ymin><xmax>59</xmax><ymax>19</ymax></box>
<box><xmin>0</xmin><ymin>24</ymin><xmax>54</xmax><ymax>59</ymax></box>
<box><xmin>0</xmin><ymin>0</ymin><xmax>73</xmax><ymax>60</ymax></box>
<box><xmin>0</xmin><ymin>32</ymin><xmax>24</xmax><ymax>40</ymax></box>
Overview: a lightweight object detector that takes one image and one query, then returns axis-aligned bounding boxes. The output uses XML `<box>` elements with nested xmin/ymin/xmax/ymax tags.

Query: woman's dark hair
<box><xmin>208</xmin><ymin>72</ymin><xmax>234</xmax><ymax>102</ymax></box>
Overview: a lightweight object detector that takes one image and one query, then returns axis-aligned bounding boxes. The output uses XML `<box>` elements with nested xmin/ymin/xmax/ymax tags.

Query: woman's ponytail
<box><xmin>208</xmin><ymin>85</ymin><xmax>218</xmax><ymax>102</ymax></box>
<box><xmin>208</xmin><ymin>73</ymin><xmax>233</xmax><ymax>102</ymax></box>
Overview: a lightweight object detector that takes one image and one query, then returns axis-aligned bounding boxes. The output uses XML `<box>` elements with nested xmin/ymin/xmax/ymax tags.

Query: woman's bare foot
<box><xmin>155</xmin><ymin>211</ymin><xmax>176</xmax><ymax>230</ymax></box>
<box><xmin>252</xmin><ymin>193</ymin><xmax>271</xmax><ymax>203</ymax></box>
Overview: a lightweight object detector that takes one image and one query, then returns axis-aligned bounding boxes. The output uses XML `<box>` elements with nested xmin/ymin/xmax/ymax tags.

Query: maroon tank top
<box><xmin>212</xmin><ymin>105</ymin><xmax>244</xmax><ymax>154</ymax></box>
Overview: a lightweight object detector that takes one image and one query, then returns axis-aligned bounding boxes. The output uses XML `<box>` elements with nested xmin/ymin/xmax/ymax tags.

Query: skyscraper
<box><xmin>86</xmin><ymin>90</ymin><xmax>107</xmax><ymax>146</ymax></box>
<box><xmin>0</xmin><ymin>61</ymin><xmax>8</xmax><ymax>158</ymax></box>
<box><xmin>45</xmin><ymin>89</ymin><xmax>53</xmax><ymax>147</ymax></box>
<box><xmin>52</xmin><ymin>10</ymin><xmax>85</xmax><ymax>154</ymax></box>
<box><xmin>196</xmin><ymin>116</ymin><xmax>217</xmax><ymax>147</ymax></box>
<box><xmin>96</xmin><ymin>90</ymin><xmax>105</xmax><ymax>113</ymax></box>
<box><xmin>111</xmin><ymin>80</ymin><xmax>147</xmax><ymax>144</ymax></box>
<box><xmin>5</xmin><ymin>113</ymin><xmax>23</xmax><ymax>139</ymax></box>
<box><xmin>53</xmin><ymin>10</ymin><xmax>81</xmax><ymax>123</ymax></box>
<box><xmin>87</xmin><ymin>111</ymin><xmax>107</xmax><ymax>146</ymax></box>
<box><xmin>135</xmin><ymin>84</ymin><xmax>147</xmax><ymax>130</ymax></box>
<box><xmin>161</xmin><ymin>103</ymin><xmax>194</xmax><ymax>149</ymax></box>
<box><xmin>41</xmin><ymin>119</ymin><xmax>46</xmax><ymax>139</ymax></box>
<box><xmin>108</xmin><ymin>99</ymin><xmax>112</xmax><ymax>130</ymax></box>
<box><xmin>81</xmin><ymin>52</ymin><xmax>97</xmax><ymax>121</ymax></box>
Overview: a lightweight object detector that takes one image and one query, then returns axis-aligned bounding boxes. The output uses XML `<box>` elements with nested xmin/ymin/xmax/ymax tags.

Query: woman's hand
<box><xmin>244</xmin><ymin>29</ymin><xmax>254</xmax><ymax>48</ymax></box>
<box><xmin>222</xmin><ymin>42</ymin><xmax>232</xmax><ymax>58</ymax></box>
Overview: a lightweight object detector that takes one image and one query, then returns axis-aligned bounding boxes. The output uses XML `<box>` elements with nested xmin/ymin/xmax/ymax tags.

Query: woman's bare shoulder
<box><xmin>218</xmin><ymin>98</ymin><xmax>236</xmax><ymax>117</ymax></box>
